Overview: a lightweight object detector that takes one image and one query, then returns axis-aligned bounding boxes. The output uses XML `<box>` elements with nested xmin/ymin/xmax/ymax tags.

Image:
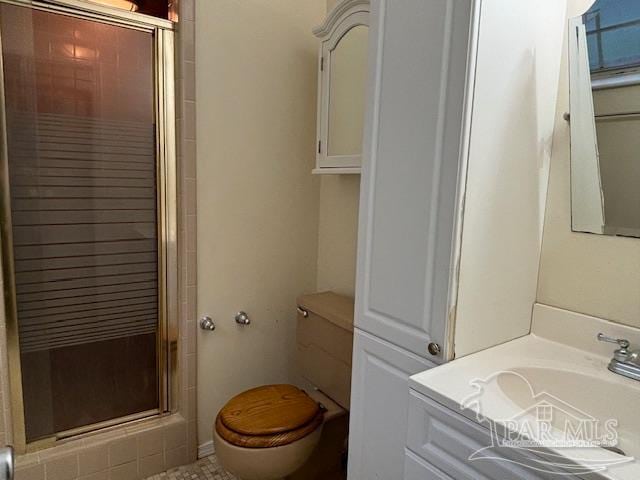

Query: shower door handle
<box><xmin>0</xmin><ymin>446</ymin><xmax>14</xmax><ymax>480</ymax></box>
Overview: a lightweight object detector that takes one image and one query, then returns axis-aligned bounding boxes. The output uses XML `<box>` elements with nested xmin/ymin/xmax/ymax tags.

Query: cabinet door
<box><xmin>355</xmin><ymin>0</ymin><xmax>475</xmax><ymax>361</ymax></box>
<box><xmin>316</xmin><ymin>9</ymin><xmax>369</xmax><ymax>171</ymax></box>
<box><xmin>347</xmin><ymin>329</ymin><xmax>435</xmax><ymax>480</ymax></box>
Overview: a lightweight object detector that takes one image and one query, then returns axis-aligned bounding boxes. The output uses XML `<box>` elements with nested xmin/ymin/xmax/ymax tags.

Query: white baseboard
<box><xmin>198</xmin><ymin>440</ymin><xmax>215</xmax><ymax>459</ymax></box>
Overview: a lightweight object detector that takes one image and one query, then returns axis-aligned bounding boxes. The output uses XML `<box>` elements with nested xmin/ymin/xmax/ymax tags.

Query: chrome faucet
<box><xmin>597</xmin><ymin>333</ymin><xmax>640</xmax><ymax>381</ymax></box>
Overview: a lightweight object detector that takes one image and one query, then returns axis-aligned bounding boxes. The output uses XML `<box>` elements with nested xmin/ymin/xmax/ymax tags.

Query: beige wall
<box><xmin>195</xmin><ymin>0</ymin><xmax>325</xmax><ymax>446</ymax></box>
<box><xmin>537</xmin><ymin>0</ymin><xmax>640</xmax><ymax>330</ymax></box>
<box><xmin>316</xmin><ymin>175</ymin><xmax>360</xmax><ymax>297</ymax></box>
<box><xmin>316</xmin><ymin>0</ymin><xmax>361</xmax><ymax>299</ymax></box>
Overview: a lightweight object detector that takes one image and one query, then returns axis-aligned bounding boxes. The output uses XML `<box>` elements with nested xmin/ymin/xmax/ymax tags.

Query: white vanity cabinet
<box><xmin>404</xmin><ymin>451</ymin><xmax>455</xmax><ymax>480</ymax></box>
<box><xmin>404</xmin><ymin>389</ymin><xmax>586</xmax><ymax>480</ymax></box>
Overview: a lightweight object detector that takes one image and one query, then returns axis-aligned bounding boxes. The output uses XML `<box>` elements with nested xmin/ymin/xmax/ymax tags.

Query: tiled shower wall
<box><xmin>0</xmin><ymin>0</ymin><xmax>198</xmax><ymax>478</ymax></box>
<box><xmin>176</xmin><ymin>0</ymin><xmax>198</xmax><ymax>466</ymax></box>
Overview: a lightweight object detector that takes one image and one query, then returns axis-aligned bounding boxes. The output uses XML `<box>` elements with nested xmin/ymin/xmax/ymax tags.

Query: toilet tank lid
<box><xmin>296</xmin><ymin>291</ymin><xmax>354</xmax><ymax>332</ymax></box>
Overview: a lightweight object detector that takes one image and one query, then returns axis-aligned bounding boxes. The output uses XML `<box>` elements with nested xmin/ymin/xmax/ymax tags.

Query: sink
<box><xmin>410</xmin><ymin>310</ymin><xmax>640</xmax><ymax>480</ymax></box>
<box><xmin>496</xmin><ymin>367</ymin><xmax>640</xmax><ymax>459</ymax></box>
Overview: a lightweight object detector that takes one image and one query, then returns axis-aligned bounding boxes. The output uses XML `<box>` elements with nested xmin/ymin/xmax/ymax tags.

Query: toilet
<box><xmin>213</xmin><ymin>292</ymin><xmax>354</xmax><ymax>480</ymax></box>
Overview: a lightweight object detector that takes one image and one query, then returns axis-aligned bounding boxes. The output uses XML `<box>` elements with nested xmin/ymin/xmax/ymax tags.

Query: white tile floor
<box><xmin>145</xmin><ymin>455</ymin><xmax>237</xmax><ymax>480</ymax></box>
<box><xmin>146</xmin><ymin>453</ymin><xmax>347</xmax><ymax>480</ymax></box>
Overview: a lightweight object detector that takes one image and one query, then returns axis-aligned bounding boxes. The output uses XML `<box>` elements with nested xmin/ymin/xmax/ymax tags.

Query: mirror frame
<box><xmin>568</xmin><ymin>15</ymin><xmax>606</xmax><ymax>235</ymax></box>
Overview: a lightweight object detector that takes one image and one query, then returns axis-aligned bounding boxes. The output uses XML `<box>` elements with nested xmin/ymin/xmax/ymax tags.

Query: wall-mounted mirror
<box><xmin>569</xmin><ymin>0</ymin><xmax>640</xmax><ymax>237</ymax></box>
<box><xmin>313</xmin><ymin>0</ymin><xmax>369</xmax><ymax>174</ymax></box>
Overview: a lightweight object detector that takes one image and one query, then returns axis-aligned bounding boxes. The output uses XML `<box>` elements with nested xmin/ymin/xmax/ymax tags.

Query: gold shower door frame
<box><xmin>0</xmin><ymin>0</ymin><xmax>178</xmax><ymax>453</ymax></box>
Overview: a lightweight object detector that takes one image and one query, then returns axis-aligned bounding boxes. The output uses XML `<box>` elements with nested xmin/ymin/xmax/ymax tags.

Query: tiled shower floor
<box><xmin>145</xmin><ymin>455</ymin><xmax>237</xmax><ymax>480</ymax></box>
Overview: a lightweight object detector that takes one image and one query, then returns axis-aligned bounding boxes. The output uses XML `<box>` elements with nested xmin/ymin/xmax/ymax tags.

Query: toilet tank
<box><xmin>296</xmin><ymin>292</ymin><xmax>354</xmax><ymax>410</ymax></box>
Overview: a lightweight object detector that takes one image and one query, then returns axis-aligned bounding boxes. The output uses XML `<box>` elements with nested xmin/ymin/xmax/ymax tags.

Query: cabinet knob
<box><xmin>427</xmin><ymin>342</ymin><xmax>441</xmax><ymax>356</ymax></box>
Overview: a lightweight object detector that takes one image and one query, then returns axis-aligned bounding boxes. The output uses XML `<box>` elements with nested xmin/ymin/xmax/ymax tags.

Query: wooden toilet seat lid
<box><xmin>220</xmin><ymin>384</ymin><xmax>320</xmax><ymax>435</ymax></box>
<box><xmin>216</xmin><ymin>384</ymin><xmax>324</xmax><ymax>448</ymax></box>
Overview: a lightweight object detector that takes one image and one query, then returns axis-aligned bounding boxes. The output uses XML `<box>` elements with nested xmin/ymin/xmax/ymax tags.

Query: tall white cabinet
<box><xmin>348</xmin><ymin>0</ymin><xmax>567</xmax><ymax>478</ymax></box>
<box><xmin>348</xmin><ymin>1</ymin><xmax>477</xmax><ymax>478</ymax></box>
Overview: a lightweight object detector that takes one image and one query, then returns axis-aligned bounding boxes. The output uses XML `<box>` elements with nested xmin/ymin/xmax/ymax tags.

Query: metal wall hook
<box><xmin>235</xmin><ymin>311</ymin><xmax>251</xmax><ymax>325</ymax></box>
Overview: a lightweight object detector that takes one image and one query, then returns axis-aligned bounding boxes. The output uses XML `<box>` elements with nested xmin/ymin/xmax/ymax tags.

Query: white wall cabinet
<box><xmin>313</xmin><ymin>0</ymin><xmax>370</xmax><ymax>174</ymax></box>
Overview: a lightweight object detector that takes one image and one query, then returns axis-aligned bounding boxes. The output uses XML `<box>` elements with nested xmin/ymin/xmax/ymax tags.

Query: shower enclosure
<box><xmin>0</xmin><ymin>0</ymin><xmax>177</xmax><ymax>451</ymax></box>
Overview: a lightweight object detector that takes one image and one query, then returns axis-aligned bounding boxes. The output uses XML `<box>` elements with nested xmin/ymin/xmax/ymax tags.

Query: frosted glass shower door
<box><xmin>0</xmin><ymin>2</ymin><xmax>162</xmax><ymax>442</ymax></box>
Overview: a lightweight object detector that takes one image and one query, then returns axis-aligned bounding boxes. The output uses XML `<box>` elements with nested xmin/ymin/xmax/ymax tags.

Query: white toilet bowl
<box><xmin>212</xmin><ymin>384</ymin><xmax>327</xmax><ymax>480</ymax></box>
<box><xmin>213</xmin><ymin>421</ymin><xmax>322</xmax><ymax>480</ymax></box>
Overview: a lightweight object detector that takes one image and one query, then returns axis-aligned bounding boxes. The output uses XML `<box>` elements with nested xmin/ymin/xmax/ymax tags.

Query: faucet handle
<box><xmin>597</xmin><ymin>333</ymin><xmax>630</xmax><ymax>350</ymax></box>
